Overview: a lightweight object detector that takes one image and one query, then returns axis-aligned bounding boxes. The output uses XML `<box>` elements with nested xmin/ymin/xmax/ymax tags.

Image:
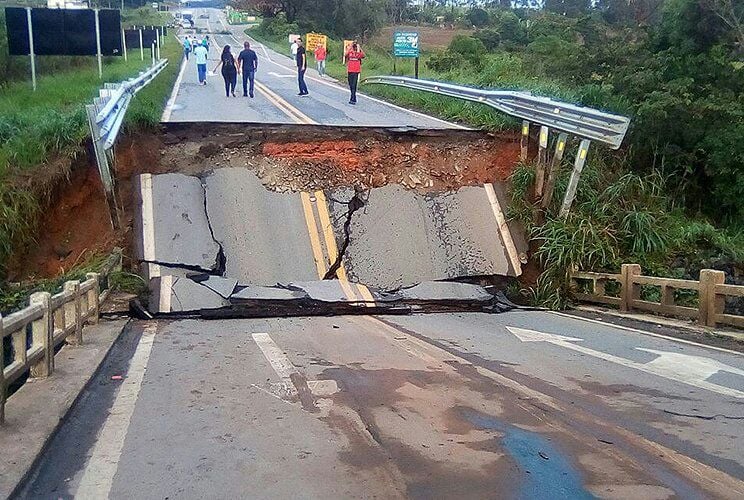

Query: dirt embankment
<box><xmin>10</xmin><ymin>124</ymin><xmax>522</xmax><ymax>281</ymax></box>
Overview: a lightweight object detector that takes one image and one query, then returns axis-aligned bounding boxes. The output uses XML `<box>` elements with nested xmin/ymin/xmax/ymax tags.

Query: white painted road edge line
<box><xmin>548</xmin><ymin>311</ymin><xmax>744</xmax><ymax>357</ymax></box>
<box><xmin>139</xmin><ymin>174</ymin><xmax>160</xmax><ymax>279</ymax></box>
<box><xmin>75</xmin><ymin>324</ymin><xmax>157</xmax><ymax>499</ymax></box>
<box><xmin>252</xmin><ymin>332</ymin><xmax>299</xmax><ymax>397</ymax></box>
<box><xmin>484</xmin><ymin>183</ymin><xmax>522</xmax><ymax>277</ymax></box>
<box><xmin>161</xmin><ymin>54</ymin><xmax>188</xmax><ymax>122</ymax></box>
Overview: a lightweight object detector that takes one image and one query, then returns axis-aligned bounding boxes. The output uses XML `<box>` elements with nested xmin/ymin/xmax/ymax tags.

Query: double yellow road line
<box><xmin>254</xmin><ymin>80</ymin><xmax>317</xmax><ymax>125</ymax></box>
<box><xmin>300</xmin><ymin>190</ymin><xmax>375</xmax><ymax>307</ymax></box>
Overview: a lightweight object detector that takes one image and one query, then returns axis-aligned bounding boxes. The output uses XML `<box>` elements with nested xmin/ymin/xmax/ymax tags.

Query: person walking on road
<box><xmin>345</xmin><ymin>42</ymin><xmax>365</xmax><ymax>105</ymax></box>
<box><xmin>193</xmin><ymin>41</ymin><xmax>209</xmax><ymax>85</ymax></box>
<box><xmin>296</xmin><ymin>38</ymin><xmax>309</xmax><ymax>96</ymax></box>
<box><xmin>183</xmin><ymin>36</ymin><xmax>192</xmax><ymax>60</ymax></box>
<box><xmin>237</xmin><ymin>41</ymin><xmax>258</xmax><ymax>98</ymax></box>
<box><xmin>213</xmin><ymin>45</ymin><xmax>238</xmax><ymax>97</ymax></box>
<box><xmin>314</xmin><ymin>43</ymin><xmax>327</xmax><ymax>77</ymax></box>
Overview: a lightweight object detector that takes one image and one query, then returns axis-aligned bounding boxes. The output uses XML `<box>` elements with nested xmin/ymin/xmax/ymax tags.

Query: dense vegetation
<box><xmin>0</xmin><ymin>7</ymin><xmax>179</xmax><ymax>281</ymax></box>
<box><xmin>248</xmin><ymin>0</ymin><xmax>743</xmax><ymax>305</ymax></box>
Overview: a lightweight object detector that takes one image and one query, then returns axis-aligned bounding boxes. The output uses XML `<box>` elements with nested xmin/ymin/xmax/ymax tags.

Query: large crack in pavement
<box><xmin>324</xmin><ymin>189</ymin><xmax>367</xmax><ymax>280</ymax></box>
<box><xmin>197</xmin><ymin>173</ymin><xmax>227</xmax><ymax>277</ymax></box>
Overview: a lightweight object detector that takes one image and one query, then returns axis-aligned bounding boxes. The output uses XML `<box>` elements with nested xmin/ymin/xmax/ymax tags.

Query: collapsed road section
<box><xmin>128</xmin><ymin>124</ymin><xmax>528</xmax><ymax>313</ymax></box>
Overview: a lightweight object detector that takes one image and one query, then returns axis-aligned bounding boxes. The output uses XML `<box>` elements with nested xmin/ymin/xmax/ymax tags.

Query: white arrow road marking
<box><xmin>506</xmin><ymin>326</ymin><xmax>744</xmax><ymax>399</ymax></box>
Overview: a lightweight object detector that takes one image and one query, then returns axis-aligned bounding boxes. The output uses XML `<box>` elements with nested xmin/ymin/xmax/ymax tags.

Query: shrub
<box><xmin>448</xmin><ymin>35</ymin><xmax>487</xmax><ymax>66</ymax></box>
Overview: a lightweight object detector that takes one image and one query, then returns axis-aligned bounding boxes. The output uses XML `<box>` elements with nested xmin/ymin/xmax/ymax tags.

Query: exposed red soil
<box><xmin>9</xmin><ymin>124</ymin><xmax>525</xmax><ymax>282</ymax></box>
<box><xmin>9</xmin><ymin>158</ymin><xmax>119</xmax><ymax>281</ymax></box>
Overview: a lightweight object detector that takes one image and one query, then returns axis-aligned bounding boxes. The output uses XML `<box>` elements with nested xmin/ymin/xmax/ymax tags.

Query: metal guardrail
<box><xmin>86</xmin><ymin>59</ymin><xmax>168</xmax><ymax>230</ymax></box>
<box><xmin>362</xmin><ymin>76</ymin><xmax>631</xmax><ymax>149</ymax></box>
<box><xmin>0</xmin><ymin>249</ymin><xmax>122</xmax><ymax>424</ymax></box>
<box><xmin>572</xmin><ymin>264</ymin><xmax>744</xmax><ymax>329</ymax></box>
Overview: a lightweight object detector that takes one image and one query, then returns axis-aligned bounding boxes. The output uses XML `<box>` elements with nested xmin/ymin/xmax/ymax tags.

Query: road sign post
<box><xmin>139</xmin><ymin>28</ymin><xmax>144</xmax><ymax>61</ymax></box>
<box><xmin>121</xmin><ymin>28</ymin><xmax>127</xmax><ymax>61</ymax></box>
<box><xmin>393</xmin><ymin>31</ymin><xmax>419</xmax><ymax>78</ymax></box>
<box><xmin>95</xmin><ymin>9</ymin><xmax>103</xmax><ymax>78</ymax></box>
<box><xmin>25</xmin><ymin>7</ymin><xmax>36</xmax><ymax>91</ymax></box>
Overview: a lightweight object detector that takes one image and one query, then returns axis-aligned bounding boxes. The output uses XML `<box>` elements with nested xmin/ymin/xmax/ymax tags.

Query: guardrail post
<box><xmin>542</xmin><ymin>132</ymin><xmax>568</xmax><ymax>210</ymax></box>
<box><xmin>64</xmin><ymin>281</ymin><xmax>83</xmax><ymax>345</ymax></box>
<box><xmin>86</xmin><ymin>273</ymin><xmax>101</xmax><ymax>324</ymax></box>
<box><xmin>0</xmin><ymin>315</ymin><xmax>5</xmax><ymax>424</ymax></box>
<box><xmin>534</xmin><ymin>126</ymin><xmax>549</xmax><ymax>198</ymax></box>
<box><xmin>559</xmin><ymin>139</ymin><xmax>591</xmax><ymax>219</ymax></box>
<box><xmin>698</xmin><ymin>269</ymin><xmax>725</xmax><ymax>327</ymax></box>
<box><xmin>29</xmin><ymin>292</ymin><xmax>53</xmax><ymax>378</ymax></box>
<box><xmin>620</xmin><ymin>264</ymin><xmax>641</xmax><ymax>312</ymax></box>
<box><xmin>520</xmin><ymin>121</ymin><xmax>529</xmax><ymax>162</ymax></box>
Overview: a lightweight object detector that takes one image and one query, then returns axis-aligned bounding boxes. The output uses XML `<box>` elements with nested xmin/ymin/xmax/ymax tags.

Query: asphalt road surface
<box><xmin>18</xmin><ymin>312</ymin><xmax>744</xmax><ymax>499</ymax></box>
<box><xmin>163</xmin><ymin>8</ymin><xmax>459</xmax><ymax>129</ymax></box>
<box><xmin>16</xmin><ymin>8</ymin><xmax>744</xmax><ymax>500</ymax></box>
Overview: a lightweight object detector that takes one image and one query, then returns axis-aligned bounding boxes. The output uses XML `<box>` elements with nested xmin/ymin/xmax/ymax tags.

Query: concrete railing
<box><xmin>0</xmin><ymin>248</ymin><xmax>122</xmax><ymax>424</ymax></box>
<box><xmin>571</xmin><ymin>264</ymin><xmax>744</xmax><ymax>329</ymax></box>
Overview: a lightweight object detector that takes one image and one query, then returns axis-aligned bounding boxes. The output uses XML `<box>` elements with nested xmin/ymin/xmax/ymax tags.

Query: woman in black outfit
<box><xmin>213</xmin><ymin>45</ymin><xmax>237</xmax><ymax>97</ymax></box>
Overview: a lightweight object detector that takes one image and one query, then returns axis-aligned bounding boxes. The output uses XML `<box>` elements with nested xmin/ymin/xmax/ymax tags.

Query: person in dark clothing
<box><xmin>237</xmin><ymin>41</ymin><xmax>258</xmax><ymax>98</ymax></box>
<box><xmin>295</xmin><ymin>38</ymin><xmax>309</xmax><ymax>96</ymax></box>
<box><xmin>345</xmin><ymin>42</ymin><xmax>365</xmax><ymax>105</ymax></box>
<box><xmin>213</xmin><ymin>45</ymin><xmax>237</xmax><ymax>97</ymax></box>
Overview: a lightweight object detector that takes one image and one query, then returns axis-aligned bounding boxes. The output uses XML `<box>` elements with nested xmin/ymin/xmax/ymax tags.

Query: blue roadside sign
<box><xmin>393</xmin><ymin>31</ymin><xmax>419</xmax><ymax>58</ymax></box>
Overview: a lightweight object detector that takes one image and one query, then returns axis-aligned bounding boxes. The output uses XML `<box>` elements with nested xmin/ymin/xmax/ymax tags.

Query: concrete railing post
<box><xmin>520</xmin><ymin>120</ymin><xmax>529</xmax><ymax>162</ymax></box>
<box><xmin>699</xmin><ymin>269</ymin><xmax>725</xmax><ymax>327</ymax></box>
<box><xmin>86</xmin><ymin>272</ymin><xmax>101</xmax><ymax>324</ymax></box>
<box><xmin>0</xmin><ymin>315</ymin><xmax>5</xmax><ymax>424</ymax></box>
<box><xmin>64</xmin><ymin>281</ymin><xmax>83</xmax><ymax>345</ymax></box>
<box><xmin>620</xmin><ymin>264</ymin><xmax>641</xmax><ymax>312</ymax></box>
<box><xmin>30</xmin><ymin>292</ymin><xmax>54</xmax><ymax>378</ymax></box>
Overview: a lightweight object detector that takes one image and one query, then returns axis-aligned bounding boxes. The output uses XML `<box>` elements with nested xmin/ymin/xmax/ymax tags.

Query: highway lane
<box><xmin>163</xmin><ymin>8</ymin><xmax>461</xmax><ymax>128</ymax></box>
<box><xmin>18</xmin><ymin>312</ymin><xmax>744</xmax><ymax>499</ymax></box>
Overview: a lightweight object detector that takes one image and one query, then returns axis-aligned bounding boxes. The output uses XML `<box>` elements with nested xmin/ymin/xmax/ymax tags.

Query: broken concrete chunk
<box><xmin>286</xmin><ymin>281</ymin><xmax>362</xmax><ymax>303</ymax></box>
<box><xmin>231</xmin><ymin>284</ymin><xmax>306</xmax><ymax>301</ymax></box>
<box><xmin>194</xmin><ymin>275</ymin><xmax>239</xmax><ymax>299</ymax></box>
<box><xmin>392</xmin><ymin>281</ymin><xmax>494</xmax><ymax>302</ymax></box>
<box><xmin>149</xmin><ymin>275</ymin><xmax>229</xmax><ymax>313</ymax></box>
<box><xmin>135</xmin><ymin>173</ymin><xmax>222</xmax><ymax>273</ymax></box>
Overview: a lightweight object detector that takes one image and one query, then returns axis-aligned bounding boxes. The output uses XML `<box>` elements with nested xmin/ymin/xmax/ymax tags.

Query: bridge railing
<box><xmin>0</xmin><ymin>249</ymin><xmax>122</xmax><ymax>424</ymax></box>
<box><xmin>571</xmin><ymin>264</ymin><xmax>744</xmax><ymax>329</ymax></box>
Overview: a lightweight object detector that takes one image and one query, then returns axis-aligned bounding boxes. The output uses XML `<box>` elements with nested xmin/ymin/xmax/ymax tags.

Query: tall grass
<box><xmin>0</xmin><ymin>35</ymin><xmax>181</xmax><ymax>277</ymax></box>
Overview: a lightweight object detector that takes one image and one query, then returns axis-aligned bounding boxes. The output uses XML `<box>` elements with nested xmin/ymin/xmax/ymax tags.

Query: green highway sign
<box><xmin>393</xmin><ymin>31</ymin><xmax>419</xmax><ymax>58</ymax></box>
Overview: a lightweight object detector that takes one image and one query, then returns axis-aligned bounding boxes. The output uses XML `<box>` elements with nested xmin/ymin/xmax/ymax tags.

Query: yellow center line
<box><xmin>300</xmin><ymin>192</ymin><xmax>328</xmax><ymax>278</ymax></box>
<box><xmin>254</xmin><ymin>80</ymin><xmax>316</xmax><ymax>125</ymax></box>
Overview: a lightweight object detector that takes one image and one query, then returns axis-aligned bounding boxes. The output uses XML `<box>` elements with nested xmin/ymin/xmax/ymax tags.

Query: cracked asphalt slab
<box><xmin>18</xmin><ymin>313</ymin><xmax>744</xmax><ymax>499</ymax></box>
<box><xmin>135</xmin><ymin>169</ymin><xmax>517</xmax><ymax>304</ymax></box>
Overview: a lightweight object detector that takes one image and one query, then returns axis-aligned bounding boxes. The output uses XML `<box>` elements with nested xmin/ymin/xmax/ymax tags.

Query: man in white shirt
<box><xmin>290</xmin><ymin>38</ymin><xmax>299</xmax><ymax>58</ymax></box>
<box><xmin>193</xmin><ymin>42</ymin><xmax>209</xmax><ymax>85</ymax></box>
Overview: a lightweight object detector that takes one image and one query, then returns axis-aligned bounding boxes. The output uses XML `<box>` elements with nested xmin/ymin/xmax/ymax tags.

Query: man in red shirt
<box><xmin>314</xmin><ymin>44</ymin><xmax>327</xmax><ymax>77</ymax></box>
<box><xmin>344</xmin><ymin>42</ymin><xmax>365</xmax><ymax>105</ymax></box>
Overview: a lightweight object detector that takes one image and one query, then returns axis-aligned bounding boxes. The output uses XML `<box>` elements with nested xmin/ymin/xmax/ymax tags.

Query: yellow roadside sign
<box><xmin>306</xmin><ymin>33</ymin><xmax>327</xmax><ymax>52</ymax></box>
<box><xmin>343</xmin><ymin>39</ymin><xmax>354</xmax><ymax>62</ymax></box>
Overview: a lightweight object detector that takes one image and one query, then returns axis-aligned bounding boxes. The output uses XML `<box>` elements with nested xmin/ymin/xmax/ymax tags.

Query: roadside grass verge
<box><xmin>0</xmin><ymin>33</ymin><xmax>181</xmax><ymax>287</ymax></box>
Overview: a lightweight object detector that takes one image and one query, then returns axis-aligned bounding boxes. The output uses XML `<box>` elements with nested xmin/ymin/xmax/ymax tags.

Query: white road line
<box><xmin>549</xmin><ymin>311</ymin><xmax>744</xmax><ymax>357</ymax></box>
<box><xmin>75</xmin><ymin>324</ymin><xmax>157</xmax><ymax>499</ymax></box>
<box><xmin>139</xmin><ymin>174</ymin><xmax>160</xmax><ymax>278</ymax></box>
<box><xmin>252</xmin><ymin>332</ymin><xmax>299</xmax><ymax>397</ymax></box>
<box><xmin>158</xmin><ymin>275</ymin><xmax>173</xmax><ymax>313</ymax></box>
<box><xmin>161</xmin><ymin>54</ymin><xmax>188</xmax><ymax>122</ymax></box>
<box><xmin>484</xmin><ymin>183</ymin><xmax>522</xmax><ymax>277</ymax></box>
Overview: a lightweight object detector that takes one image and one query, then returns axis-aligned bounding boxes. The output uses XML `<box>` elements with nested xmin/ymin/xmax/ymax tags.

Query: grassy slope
<box><xmin>0</xmin><ymin>16</ymin><xmax>182</xmax><ymax>310</ymax></box>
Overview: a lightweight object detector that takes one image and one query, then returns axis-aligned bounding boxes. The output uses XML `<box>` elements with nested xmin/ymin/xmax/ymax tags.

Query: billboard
<box><xmin>5</xmin><ymin>7</ymin><xmax>122</xmax><ymax>56</ymax></box>
<box><xmin>305</xmin><ymin>32</ymin><xmax>327</xmax><ymax>52</ymax></box>
<box><xmin>393</xmin><ymin>31</ymin><xmax>419</xmax><ymax>58</ymax></box>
